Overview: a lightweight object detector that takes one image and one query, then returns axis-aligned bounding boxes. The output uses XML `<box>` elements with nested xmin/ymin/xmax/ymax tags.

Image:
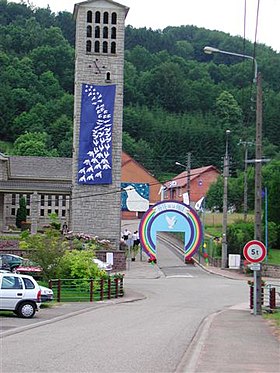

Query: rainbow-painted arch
<box><xmin>139</xmin><ymin>201</ymin><xmax>203</xmax><ymax>261</ymax></box>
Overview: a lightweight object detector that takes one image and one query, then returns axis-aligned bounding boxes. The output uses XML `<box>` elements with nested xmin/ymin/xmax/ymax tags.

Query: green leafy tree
<box><xmin>58</xmin><ymin>250</ymin><xmax>103</xmax><ymax>280</ymax></box>
<box><xmin>19</xmin><ymin>228</ymin><xmax>70</xmax><ymax>280</ymax></box>
<box><xmin>13</xmin><ymin>132</ymin><xmax>58</xmax><ymax>157</ymax></box>
<box><xmin>16</xmin><ymin>196</ymin><xmax>27</xmax><ymax>228</ymax></box>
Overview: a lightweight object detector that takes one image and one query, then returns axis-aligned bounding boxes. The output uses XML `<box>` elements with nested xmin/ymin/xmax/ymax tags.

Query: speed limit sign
<box><xmin>243</xmin><ymin>240</ymin><xmax>267</xmax><ymax>263</ymax></box>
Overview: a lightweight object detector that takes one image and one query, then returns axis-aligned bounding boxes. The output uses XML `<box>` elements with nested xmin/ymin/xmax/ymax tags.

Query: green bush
<box><xmin>57</xmin><ymin>250</ymin><xmax>105</xmax><ymax>280</ymax></box>
<box><xmin>16</xmin><ymin>196</ymin><xmax>27</xmax><ymax>229</ymax></box>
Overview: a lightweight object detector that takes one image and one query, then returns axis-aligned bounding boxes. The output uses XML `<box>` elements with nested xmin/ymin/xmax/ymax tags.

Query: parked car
<box><xmin>0</xmin><ymin>272</ymin><xmax>41</xmax><ymax>318</ymax></box>
<box><xmin>93</xmin><ymin>258</ymin><xmax>112</xmax><ymax>272</ymax></box>
<box><xmin>15</xmin><ymin>259</ymin><xmax>42</xmax><ymax>277</ymax></box>
<box><xmin>40</xmin><ymin>285</ymin><xmax>53</xmax><ymax>302</ymax></box>
<box><xmin>0</xmin><ymin>253</ymin><xmax>23</xmax><ymax>271</ymax></box>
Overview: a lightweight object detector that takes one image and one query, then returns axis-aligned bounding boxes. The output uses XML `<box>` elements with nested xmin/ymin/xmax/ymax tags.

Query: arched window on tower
<box><xmin>87</xmin><ymin>11</ymin><xmax>92</xmax><ymax>23</ymax></box>
<box><xmin>106</xmin><ymin>71</ymin><xmax>111</xmax><ymax>81</ymax></box>
<box><xmin>111</xmin><ymin>42</ymin><xmax>116</xmax><ymax>54</ymax></box>
<box><xmin>95</xmin><ymin>11</ymin><xmax>100</xmax><ymax>23</ymax></box>
<box><xmin>111</xmin><ymin>12</ymin><xmax>117</xmax><ymax>24</ymax></box>
<box><xmin>86</xmin><ymin>40</ymin><xmax>92</xmax><ymax>52</ymax></box>
<box><xmin>103</xmin><ymin>12</ymin><xmax>109</xmax><ymax>24</ymax></box>
<box><xmin>94</xmin><ymin>41</ymin><xmax>100</xmax><ymax>53</ymax></box>
<box><xmin>87</xmin><ymin>25</ymin><xmax>92</xmax><ymax>38</ymax></box>
<box><xmin>103</xmin><ymin>26</ymin><xmax>108</xmax><ymax>39</ymax></box>
<box><xmin>103</xmin><ymin>41</ymin><xmax>108</xmax><ymax>53</ymax></box>
<box><xmin>111</xmin><ymin>27</ymin><xmax>116</xmax><ymax>39</ymax></box>
<box><xmin>95</xmin><ymin>26</ymin><xmax>100</xmax><ymax>38</ymax></box>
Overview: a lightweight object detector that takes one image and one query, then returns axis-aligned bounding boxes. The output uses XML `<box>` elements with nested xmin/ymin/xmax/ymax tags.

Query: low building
<box><xmin>0</xmin><ymin>152</ymin><xmax>162</xmax><ymax>231</ymax></box>
<box><xmin>164</xmin><ymin>166</ymin><xmax>220</xmax><ymax>207</ymax></box>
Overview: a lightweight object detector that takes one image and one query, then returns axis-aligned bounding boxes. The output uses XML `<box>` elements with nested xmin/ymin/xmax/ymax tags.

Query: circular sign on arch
<box><xmin>139</xmin><ymin>201</ymin><xmax>203</xmax><ymax>262</ymax></box>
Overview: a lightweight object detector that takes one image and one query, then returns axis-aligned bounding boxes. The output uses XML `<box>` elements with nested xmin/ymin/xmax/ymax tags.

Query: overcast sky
<box><xmin>10</xmin><ymin>0</ymin><xmax>280</xmax><ymax>52</ymax></box>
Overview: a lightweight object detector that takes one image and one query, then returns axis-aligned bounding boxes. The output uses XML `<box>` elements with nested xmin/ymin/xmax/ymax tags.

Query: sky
<box><xmin>10</xmin><ymin>0</ymin><xmax>280</xmax><ymax>52</ymax></box>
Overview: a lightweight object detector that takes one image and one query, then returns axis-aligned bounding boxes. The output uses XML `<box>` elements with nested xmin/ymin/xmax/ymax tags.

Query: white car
<box><xmin>93</xmin><ymin>258</ymin><xmax>112</xmax><ymax>271</ymax></box>
<box><xmin>0</xmin><ymin>273</ymin><xmax>41</xmax><ymax>318</ymax></box>
<box><xmin>40</xmin><ymin>285</ymin><xmax>53</xmax><ymax>302</ymax></box>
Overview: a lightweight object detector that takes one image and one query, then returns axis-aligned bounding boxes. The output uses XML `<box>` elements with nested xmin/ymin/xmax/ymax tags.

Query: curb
<box><xmin>0</xmin><ymin>290</ymin><xmax>146</xmax><ymax>338</ymax></box>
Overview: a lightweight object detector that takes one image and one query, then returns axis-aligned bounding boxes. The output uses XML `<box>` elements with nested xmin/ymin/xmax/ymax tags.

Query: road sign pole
<box><xmin>253</xmin><ymin>269</ymin><xmax>258</xmax><ymax>316</ymax></box>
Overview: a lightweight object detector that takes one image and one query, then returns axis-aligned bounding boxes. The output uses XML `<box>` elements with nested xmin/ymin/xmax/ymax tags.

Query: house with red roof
<box><xmin>164</xmin><ymin>165</ymin><xmax>220</xmax><ymax>206</ymax></box>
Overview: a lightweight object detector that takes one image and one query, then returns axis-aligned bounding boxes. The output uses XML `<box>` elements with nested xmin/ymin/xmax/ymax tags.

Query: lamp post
<box><xmin>221</xmin><ymin>129</ymin><xmax>231</xmax><ymax>268</ymax></box>
<box><xmin>204</xmin><ymin>46</ymin><xmax>263</xmax><ymax>314</ymax></box>
<box><xmin>175</xmin><ymin>152</ymin><xmax>191</xmax><ymax>203</ymax></box>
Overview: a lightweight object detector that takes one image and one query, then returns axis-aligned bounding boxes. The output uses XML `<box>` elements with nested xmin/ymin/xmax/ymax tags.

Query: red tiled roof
<box><xmin>164</xmin><ymin>165</ymin><xmax>220</xmax><ymax>188</ymax></box>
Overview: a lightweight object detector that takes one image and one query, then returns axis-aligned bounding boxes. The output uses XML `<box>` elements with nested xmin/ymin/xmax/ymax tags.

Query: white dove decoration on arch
<box><xmin>78</xmin><ymin>84</ymin><xmax>116</xmax><ymax>184</ymax></box>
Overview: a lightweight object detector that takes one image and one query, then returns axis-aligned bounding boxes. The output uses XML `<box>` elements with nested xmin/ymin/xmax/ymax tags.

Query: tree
<box><xmin>19</xmin><ymin>227</ymin><xmax>70</xmax><ymax>281</ymax></box>
<box><xmin>16</xmin><ymin>196</ymin><xmax>27</xmax><ymax>228</ymax></box>
<box><xmin>13</xmin><ymin>132</ymin><xmax>58</xmax><ymax>157</ymax></box>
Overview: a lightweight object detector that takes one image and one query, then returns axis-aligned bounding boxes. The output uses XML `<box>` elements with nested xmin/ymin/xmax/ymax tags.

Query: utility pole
<box><xmin>238</xmin><ymin>140</ymin><xmax>254</xmax><ymax>221</ymax></box>
<box><xmin>255</xmin><ymin>72</ymin><xmax>263</xmax><ymax>315</ymax></box>
<box><xmin>222</xmin><ymin>130</ymin><xmax>230</xmax><ymax>269</ymax></box>
<box><xmin>187</xmin><ymin>152</ymin><xmax>191</xmax><ymax>201</ymax></box>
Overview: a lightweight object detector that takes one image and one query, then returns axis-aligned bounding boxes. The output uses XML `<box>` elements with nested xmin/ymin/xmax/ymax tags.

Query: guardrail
<box><xmin>249</xmin><ymin>283</ymin><xmax>280</xmax><ymax>310</ymax></box>
<box><xmin>48</xmin><ymin>276</ymin><xmax>124</xmax><ymax>302</ymax></box>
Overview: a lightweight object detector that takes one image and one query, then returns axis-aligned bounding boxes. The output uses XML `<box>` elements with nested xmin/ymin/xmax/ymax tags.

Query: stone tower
<box><xmin>71</xmin><ymin>0</ymin><xmax>129</xmax><ymax>248</ymax></box>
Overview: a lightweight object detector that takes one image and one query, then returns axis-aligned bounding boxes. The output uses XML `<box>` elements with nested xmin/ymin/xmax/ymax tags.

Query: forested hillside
<box><xmin>0</xmin><ymin>0</ymin><xmax>279</xmax><ymax>181</ymax></box>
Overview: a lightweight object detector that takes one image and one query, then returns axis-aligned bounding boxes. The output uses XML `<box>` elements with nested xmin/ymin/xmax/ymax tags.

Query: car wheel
<box><xmin>17</xmin><ymin>302</ymin><xmax>36</xmax><ymax>318</ymax></box>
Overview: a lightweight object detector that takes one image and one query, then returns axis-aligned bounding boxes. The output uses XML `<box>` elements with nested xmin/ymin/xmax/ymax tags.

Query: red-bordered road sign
<box><xmin>243</xmin><ymin>240</ymin><xmax>267</xmax><ymax>263</ymax></box>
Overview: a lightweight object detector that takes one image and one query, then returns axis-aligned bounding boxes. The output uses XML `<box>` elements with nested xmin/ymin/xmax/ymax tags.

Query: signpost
<box><xmin>243</xmin><ymin>240</ymin><xmax>267</xmax><ymax>316</ymax></box>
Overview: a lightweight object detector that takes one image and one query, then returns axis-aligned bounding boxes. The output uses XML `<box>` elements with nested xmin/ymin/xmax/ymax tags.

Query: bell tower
<box><xmin>71</xmin><ymin>0</ymin><xmax>129</xmax><ymax>248</ymax></box>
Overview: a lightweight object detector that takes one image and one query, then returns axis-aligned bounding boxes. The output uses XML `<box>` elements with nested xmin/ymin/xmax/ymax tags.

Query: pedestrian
<box><xmin>132</xmin><ymin>230</ymin><xmax>140</xmax><ymax>249</ymax></box>
<box><xmin>122</xmin><ymin>228</ymin><xmax>131</xmax><ymax>243</ymax></box>
<box><xmin>62</xmin><ymin>222</ymin><xmax>68</xmax><ymax>235</ymax></box>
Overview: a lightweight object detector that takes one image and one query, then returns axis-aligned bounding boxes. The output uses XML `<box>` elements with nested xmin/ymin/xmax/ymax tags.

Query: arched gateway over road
<box><xmin>139</xmin><ymin>201</ymin><xmax>203</xmax><ymax>262</ymax></box>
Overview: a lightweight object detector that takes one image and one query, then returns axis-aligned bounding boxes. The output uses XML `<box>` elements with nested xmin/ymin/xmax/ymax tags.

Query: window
<box><xmin>62</xmin><ymin>195</ymin><xmax>66</xmax><ymax>207</ymax></box>
<box><xmin>111</xmin><ymin>12</ymin><xmax>117</xmax><ymax>24</ymax></box>
<box><xmin>1</xmin><ymin>276</ymin><xmax>23</xmax><ymax>290</ymax></box>
<box><xmin>11</xmin><ymin>208</ymin><xmax>15</xmax><ymax>216</ymax></box>
<box><xmin>48</xmin><ymin>209</ymin><xmax>52</xmax><ymax>215</ymax></box>
<box><xmin>94</xmin><ymin>41</ymin><xmax>100</xmax><ymax>53</ymax></box>
<box><xmin>40</xmin><ymin>209</ymin><xmax>44</xmax><ymax>217</ymax></box>
<box><xmin>95</xmin><ymin>11</ymin><xmax>100</xmax><ymax>23</ymax></box>
<box><xmin>103</xmin><ymin>26</ymin><xmax>108</xmax><ymax>38</ymax></box>
<box><xmin>111</xmin><ymin>27</ymin><xmax>116</xmax><ymax>39</ymax></box>
<box><xmin>103</xmin><ymin>12</ymin><xmax>108</xmax><ymax>24</ymax></box>
<box><xmin>111</xmin><ymin>42</ymin><xmax>116</xmax><ymax>54</ymax></box>
<box><xmin>62</xmin><ymin>210</ymin><xmax>66</xmax><ymax>217</ymax></box>
<box><xmin>103</xmin><ymin>41</ymin><xmax>108</xmax><ymax>53</ymax></box>
<box><xmin>95</xmin><ymin>26</ymin><xmax>100</xmax><ymax>38</ymax></box>
<box><xmin>55</xmin><ymin>209</ymin><xmax>59</xmax><ymax>216</ymax></box>
<box><xmin>86</xmin><ymin>40</ymin><xmax>92</xmax><ymax>52</ymax></box>
<box><xmin>48</xmin><ymin>195</ymin><xmax>52</xmax><ymax>207</ymax></box>
<box><xmin>22</xmin><ymin>277</ymin><xmax>35</xmax><ymax>289</ymax></box>
<box><xmin>12</xmin><ymin>194</ymin><xmax>16</xmax><ymax>205</ymax></box>
<box><xmin>41</xmin><ymin>195</ymin><xmax>45</xmax><ymax>206</ymax></box>
<box><xmin>26</xmin><ymin>209</ymin><xmax>30</xmax><ymax>216</ymax></box>
<box><xmin>87</xmin><ymin>10</ymin><xmax>92</xmax><ymax>23</ymax></box>
<box><xmin>106</xmin><ymin>71</ymin><xmax>111</xmax><ymax>81</ymax></box>
<box><xmin>55</xmin><ymin>195</ymin><xmax>59</xmax><ymax>207</ymax></box>
<box><xmin>26</xmin><ymin>194</ymin><xmax>30</xmax><ymax>205</ymax></box>
<box><xmin>87</xmin><ymin>25</ymin><xmax>92</xmax><ymax>37</ymax></box>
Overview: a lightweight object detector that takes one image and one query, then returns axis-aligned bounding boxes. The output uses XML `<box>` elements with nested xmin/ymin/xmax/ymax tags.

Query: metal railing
<box><xmin>249</xmin><ymin>283</ymin><xmax>280</xmax><ymax>310</ymax></box>
<box><xmin>48</xmin><ymin>276</ymin><xmax>124</xmax><ymax>302</ymax></box>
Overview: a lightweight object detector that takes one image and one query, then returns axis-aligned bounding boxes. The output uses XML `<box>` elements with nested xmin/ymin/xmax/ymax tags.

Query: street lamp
<box><xmin>204</xmin><ymin>45</ymin><xmax>263</xmax><ymax>314</ymax></box>
<box><xmin>175</xmin><ymin>152</ymin><xmax>191</xmax><ymax>203</ymax></box>
<box><xmin>221</xmin><ymin>129</ymin><xmax>230</xmax><ymax>269</ymax></box>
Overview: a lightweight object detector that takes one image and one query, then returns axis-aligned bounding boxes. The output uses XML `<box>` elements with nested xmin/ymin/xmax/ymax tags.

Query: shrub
<box><xmin>16</xmin><ymin>196</ymin><xmax>27</xmax><ymax>229</ymax></box>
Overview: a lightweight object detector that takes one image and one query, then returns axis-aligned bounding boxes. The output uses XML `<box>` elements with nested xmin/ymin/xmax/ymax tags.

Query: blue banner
<box><xmin>78</xmin><ymin>84</ymin><xmax>116</xmax><ymax>184</ymax></box>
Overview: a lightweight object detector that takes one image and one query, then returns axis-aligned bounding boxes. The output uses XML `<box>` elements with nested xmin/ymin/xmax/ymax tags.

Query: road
<box><xmin>0</xmin><ymin>239</ymin><xmax>248</xmax><ymax>373</ymax></box>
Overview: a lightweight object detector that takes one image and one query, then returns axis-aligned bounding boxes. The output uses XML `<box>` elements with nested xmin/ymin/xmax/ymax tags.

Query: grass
<box><xmin>266</xmin><ymin>249</ymin><xmax>280</xmax><ymax>265</ymax></box>
<box><xmin>263</xmin><ymin>310</ymin><xmax>280</xmax><ymax>329</ymax></box>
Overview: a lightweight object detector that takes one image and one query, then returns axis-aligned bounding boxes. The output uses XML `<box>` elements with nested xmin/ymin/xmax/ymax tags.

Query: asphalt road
<box><xmin>0</xmin><ymin>240</ymin><xmax>248</xmax><ymax>373</ymax></box>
